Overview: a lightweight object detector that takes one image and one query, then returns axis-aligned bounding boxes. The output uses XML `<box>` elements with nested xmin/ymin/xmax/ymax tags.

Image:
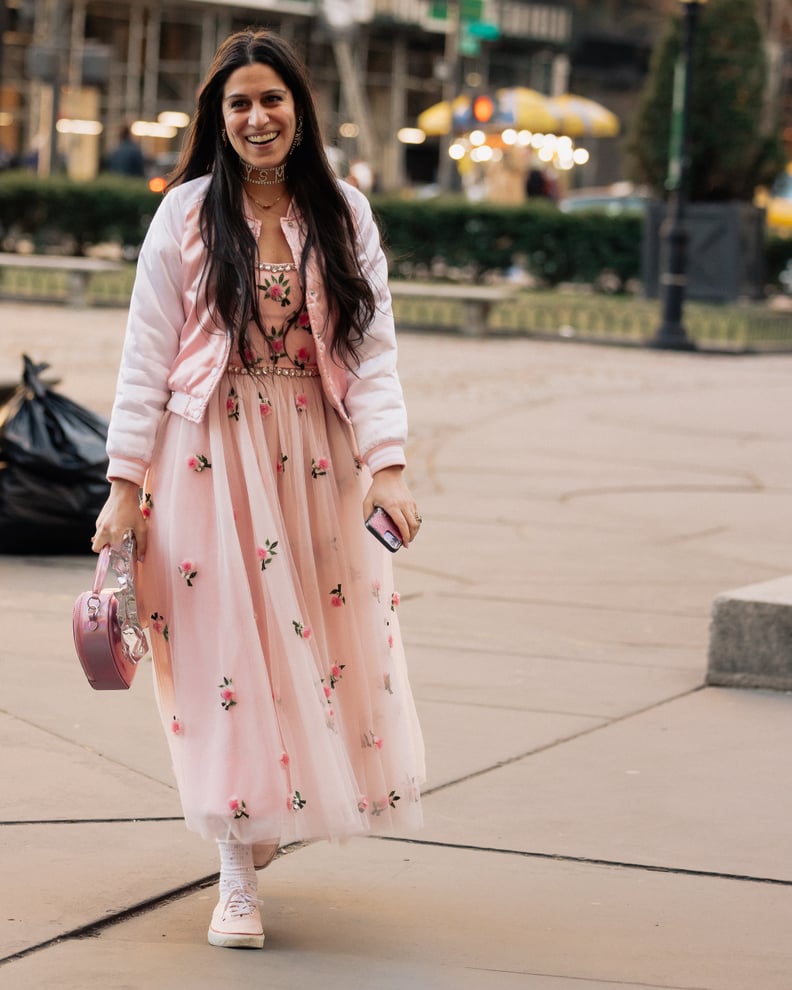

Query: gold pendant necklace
<box><xmin>249</xmin><ymin>190</ymin><xmax>285</xmax><ymax>210</ymax></box>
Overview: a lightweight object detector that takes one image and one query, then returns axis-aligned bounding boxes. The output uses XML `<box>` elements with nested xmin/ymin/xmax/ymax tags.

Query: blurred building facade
<box><xmin>0</xmin><ymin>0</ymin><xmax>573</xmax><ymax>187</ymax></box>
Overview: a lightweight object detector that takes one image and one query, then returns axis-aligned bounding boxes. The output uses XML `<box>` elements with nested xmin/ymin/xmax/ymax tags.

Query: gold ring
<box><xmin>415</xmin><ymin>513</ymin><xmax>423</xmax><ymax>524</ymax></box>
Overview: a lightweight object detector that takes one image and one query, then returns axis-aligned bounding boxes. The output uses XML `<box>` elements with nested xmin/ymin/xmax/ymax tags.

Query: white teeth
<box><xmin>248</xmin><ymin>133</ymin><xmax>277</xmax><ymax>145</ymax></box>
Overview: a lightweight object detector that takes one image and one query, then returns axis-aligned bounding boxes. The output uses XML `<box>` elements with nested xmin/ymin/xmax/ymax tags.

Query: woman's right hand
<box><xmin>92</xmin><ymin>479</ymin><xmax>147</xmax><ymax>558</ymax></box>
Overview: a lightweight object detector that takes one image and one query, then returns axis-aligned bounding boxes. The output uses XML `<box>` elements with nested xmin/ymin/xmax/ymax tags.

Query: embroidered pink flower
<box><xmin>362</xmin><ymin>729</ymin><xmax>383</xmax><ymax>750</ymax></box>
<box><xmin>259</xmin><ymin>394</ymin><xmax>273</xmax><ymax>417</ymax></box>
<box><xmin>292</xmin><ymin>620</ymin><xmax>311</xmax><ymax>639</ymax></box>
<box><xmin>295</xmin><ymin>393</ymin><xmax>308</xmax><ymax>412</ymax></box>
<box><xmin>270</xmin><ymin>337</ymin><xmax>285</xmax><ymax>354</ymax></box>
<box><xmin>229</xmin><ymin>796</ymin><xmax>249</xmax><ymax>819</ymax></box>
<box><xmin>358</xmin><ymin>797</ymin><xmax>369</xmax><ymax>813</ymax></box>
<box><xmin>329</xmin><ymin>583</ymin><xmax>346</xmax><ymax>607</ymax></box>
<box><xmin>298</xmin><ymin>309</ymin><xmax>311</xmax><ymax>328</ymax></box>
<box><xmin>311</xmin><ymin>456</ymin><xmax>330</xmax><ymax>478</ymax></box>
<box><xmin>226</xmin><ymin>387</ymin><xmax>239</xmax><ymax>420</ymax></box>
<box><xmin>186</xmin><ymin>453</ymin><xmax>211</xmax><ymax>473</ymax></box>
<box><xmin>218</xmin><ymin>676</ymin><xmax>237</xmax><ymax>710</ymax></box>
<box><xmin>171</xmin><ymin>716</ymin><xmax>183</xmax><ymax>735</ymax></box>
<box><xmin>288</xmin><ymin>790</ymin><xmax>307</xmax><ymax>811</ymax></box>
<box><xmin>150</xmin><ymin>612</ymin><xmax>169</xmax><ymax>640</ymax></box>
<box><xmin>277</xmin><ymin>453</ymin><xmax>288</xmax><ymax>474</ymax></box>
<box><xmin>269</xmin><ymin>283</ymin><xmax>284</xmax><ymax>301</ymax></box>
<box><xmin>323</xmin><ymin>684</ymin><xmax>332</xmax><ymax>700</ymax></box>
<box><xmin>295</xmin><ymin>346</ymin><xmax>310</xmax><ymax>364</ymax></box>
<box><xmin>257</xmin><ymin>539</ymin><xmax>279</xmax><ymax>571</ymax></box>
<box><xmin>139</xmin><ymin>492</ymin><xmax>153</xmax><ymax>519</ymax></box>
<box><xmin>280</xmin><ymin>752</ymin><xmax>290</xmax><ymax>768</ymax></box>
<box><xmin>391</xmin><ymin>592</ymin><xmax>401</xmax><ymax>610</ymax></box>
<box><xmin>388</xmin><ymin>634</ymin><xmax>394</xmax><ymax>649</ymax></box>
<box><xmin>331</xmin><ymin>664</ymin><xmax>343</xmax><ymax>680</ymax></box>
<box><xmin>178</xmin><ymin>561</ymin><xmax>198</xmax><ymax>587</ymax></box>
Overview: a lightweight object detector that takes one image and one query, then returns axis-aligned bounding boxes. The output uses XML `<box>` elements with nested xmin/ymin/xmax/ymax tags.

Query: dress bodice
<box><xmin>238</xmin><ymin>261</ymin><xmax>316</xmax><ymax>370</ymax></box>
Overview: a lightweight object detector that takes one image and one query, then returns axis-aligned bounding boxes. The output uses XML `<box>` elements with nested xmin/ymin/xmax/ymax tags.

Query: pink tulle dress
<box><xmin>139</xmin><ymin>260</ymin><xmax>425</xmax><ymax>847</ymax></box>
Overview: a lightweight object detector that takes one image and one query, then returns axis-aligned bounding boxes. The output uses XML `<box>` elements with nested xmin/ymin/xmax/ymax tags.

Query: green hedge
<box><xmin>370</xmin><ymin>196</ymin><xmax>645</xmax><ymax>286</ymax></box>
<box><xmin>1</xmin><ymin>173</ymin><xmax>790</xmax><ymax>292</ymax></box>
<box><xmin>0</xmin><ymin>171</ymin><xmax>161</xmax><ymax>254</ymax></box>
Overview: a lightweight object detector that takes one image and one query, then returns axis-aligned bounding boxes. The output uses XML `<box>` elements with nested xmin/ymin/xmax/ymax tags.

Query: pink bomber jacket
<box><xmin>106</xmin><ymin>174</ymin><xmax>407</xmax><ymax>486</ymax></box>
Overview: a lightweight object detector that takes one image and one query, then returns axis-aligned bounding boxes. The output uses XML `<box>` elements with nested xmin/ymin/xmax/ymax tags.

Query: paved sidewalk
<box><xmin>1</xmin><ymin>302</ymin><xmax>792</xmax><ymax>989</ymax></box>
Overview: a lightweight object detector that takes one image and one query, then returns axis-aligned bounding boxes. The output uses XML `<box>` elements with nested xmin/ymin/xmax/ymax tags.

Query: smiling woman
<box><xmin>91</xmin><ymin>28</ymin><xmax>425</xmax><ymax>954</ymax></box>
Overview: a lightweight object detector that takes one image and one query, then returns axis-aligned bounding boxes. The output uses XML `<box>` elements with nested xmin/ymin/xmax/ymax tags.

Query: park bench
<box><xmin>0</xmin><ymin>252</ymin><xmax>125</xmax><ymax>307</ymax></box>
<box><xmin>388</xmin><ymin>281</ymin><xmax>518</xmax><ymax>337</ymax></box>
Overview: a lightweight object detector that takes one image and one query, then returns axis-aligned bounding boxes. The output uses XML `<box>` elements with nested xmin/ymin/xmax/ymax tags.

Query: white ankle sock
<box><xmin>217</xmin><ymin>839</ymin><xmax>257</xmax><ymax>900</ymax></box>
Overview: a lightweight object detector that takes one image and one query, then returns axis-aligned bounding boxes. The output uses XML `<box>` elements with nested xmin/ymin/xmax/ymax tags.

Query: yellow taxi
<box><xmin>757</xmin><ymin>164</ymin><xmax>792</xmax><ymax>236</ymax></box>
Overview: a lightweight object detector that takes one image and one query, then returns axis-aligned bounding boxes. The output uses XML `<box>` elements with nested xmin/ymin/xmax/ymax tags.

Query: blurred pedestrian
<box><xmin>92</xmin><ymin>29</ymin><xmax>425</xmax><ymax>950</ymax></box>
<box><xmin>104</xmin><ymin>125</ymin><xmax>145</xmax><ymax>177</ymax></box>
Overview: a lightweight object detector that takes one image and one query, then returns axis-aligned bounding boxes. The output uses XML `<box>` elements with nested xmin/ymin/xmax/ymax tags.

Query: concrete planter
<box><xmin>642</xmin><ymin>200</ymin><xmax>766</xmax><ymax>302</ymax></box>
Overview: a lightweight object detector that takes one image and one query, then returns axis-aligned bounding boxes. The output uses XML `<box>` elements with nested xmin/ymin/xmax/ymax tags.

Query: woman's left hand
<box><xmin>363</xmin><ymin>465</ymin><xmax>422</xmax><ymax>547</ymax></box>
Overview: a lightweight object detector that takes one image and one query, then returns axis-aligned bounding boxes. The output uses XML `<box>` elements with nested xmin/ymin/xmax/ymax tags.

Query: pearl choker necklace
<box><xmin>240</xmin><ymin>160</ymin><xmax>286</xmax><ymax>186</ymax></box>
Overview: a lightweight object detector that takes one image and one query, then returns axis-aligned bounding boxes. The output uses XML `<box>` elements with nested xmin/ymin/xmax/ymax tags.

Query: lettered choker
<box><xmin>240</xmin><ymin>160</ymin><xmax>287</xmax><ymax>186</ymax></box>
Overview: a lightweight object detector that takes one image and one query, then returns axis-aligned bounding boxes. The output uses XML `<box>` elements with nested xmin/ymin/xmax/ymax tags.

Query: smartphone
<box><xmin>365</xmin><ymin>506</ymin><xmax>403</xmax><ymax>553</ymax></box>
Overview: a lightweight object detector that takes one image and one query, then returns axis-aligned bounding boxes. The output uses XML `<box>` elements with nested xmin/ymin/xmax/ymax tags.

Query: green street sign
<box><xmin>429</xmin><ymin>0</ymin><xmax>485</xmax><ymax>20</ymax></box>
<box><xmin>467</xmin><ymin>21</ymin><xmax>500</xmax><ymax>40</ymax></box>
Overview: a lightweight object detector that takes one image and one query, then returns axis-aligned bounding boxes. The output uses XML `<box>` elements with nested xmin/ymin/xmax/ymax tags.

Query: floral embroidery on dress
<box><xmin>178</xmin><ymin>560</ymin><xmax>198</xmax><ymax>587</ymax></box>
<box><xmin>277</xmin><ymin>452</ymin><xmax>288</xmax><ymax>474</ymax></box>
<box><xmin>186</xmin><ymin>453</ymin><xmax>211</xmax><ymax>472</ymax></box>
<box><xmin>391</xmin><ymin>592</ymin><xmax>400</xmax><ymax>611</ymax></box>
<box><xmin>293</xmin><ymin>346</ymin><xmax>311</xmax><ymax>370</ymax></box>
<box><xmin>257</xmin><ymin>539</ymin><xmax>279</xmax><ymax>571</ymax></box>
<box><xmin>279</xmin><ymin>752</ymin><xmax>290</xmax><ymax>768</ymax></box>
<box><xmin>218</xmin><ymin>676</ymin><xmax>237</xmax><ymax>710</ymax></box>
<box><xmin>226</xmin><ymin>387</ymin><xmax>240</xmax><ymax>420</ymax></box>
<box><xmin>229</xmin><ymin>796</ymin><xmax>249</xmax><ymax>819</ymax></box>
<box><xmin>329</xmin><ymin>583</ymin><xmax>345</xmax><ymax>607</ymax></box>
<box><xmin>311</xmin><ymin>456</ymin><xmax>330</xmax><ymax>478</ymax></box>
<box><xmin>257</xmin><ymin>270</ymin><xmax>292</xmax><ymax>307</ymax></box>
<box><xmin>295</xmin><ymin>392</ymin><xmax>308</xmax><ymax>413</ymax></box>
<box><xmin>292</xmin><ymin>620</ymin><xmax>311</xmax><ymax>640</ymax></box>
<box><xmin>371</xmin><ymin>791</ymin><xmax>400</xmax><ymax>816</ymax></box>
<box><xmin>288</xmin><ymin>790</ymin><xmax>307</xmax><ymax>811</ymax></box>
<box><xmin>357</xmin><ymin>797</ymin><xmax>369</xmax><ymax>813</ymax></box>
<box><xmin>362</xmin><ymin>730</ymin><xmax>384</xmax><ymax>750</ymax></box>
<box><xmin>150</xmin><ymin>612</ymin><xmax>169</xmax><ymax>641</ymax></box>
<box><xmin>171</xmin><ymin>716</ymin><xmax>183</xmax><ymax>735</ymax></box>
<box><xmin>139</xmin><ymin>492</ymin><xmax>153</xmax><ymax>519</ymax></box>
<box><xmin>329</xmin><ymin>663</ymin><xmax>345</xmax><ymax>688</ymax></box>
<box><xmin>258</xmin><ymin>393</ymin><xmax>273</xmax><ymax>417</ymax></box>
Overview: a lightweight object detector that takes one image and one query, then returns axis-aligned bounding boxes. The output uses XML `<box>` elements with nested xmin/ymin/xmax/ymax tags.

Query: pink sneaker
<box><xmin>207</xmin><ymin>885</ymin><xmax>265</xmax><ymax>949</ymax></box>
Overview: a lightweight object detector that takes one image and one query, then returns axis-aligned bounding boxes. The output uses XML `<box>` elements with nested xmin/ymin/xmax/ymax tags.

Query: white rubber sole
<box><xmin>208</xmin><ymin>927</ymin><xmax>265</xmax><ymax>949</ymax></box>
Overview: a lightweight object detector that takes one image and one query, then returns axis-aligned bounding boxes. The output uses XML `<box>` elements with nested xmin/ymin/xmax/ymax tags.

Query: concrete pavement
<box><xmin>1</xmin><ymin>302</ymin><xmax>792</xmax><ymax>988</ymax></box>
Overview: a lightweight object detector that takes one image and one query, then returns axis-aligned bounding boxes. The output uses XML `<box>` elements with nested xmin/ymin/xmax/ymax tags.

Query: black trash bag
<box><xmin>0</xmin><ymin>355</ymin><xmax>110</xmax><ymax>554</ymax></box>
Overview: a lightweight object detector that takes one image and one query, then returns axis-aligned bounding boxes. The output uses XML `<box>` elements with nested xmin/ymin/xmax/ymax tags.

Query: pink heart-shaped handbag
<box><xmin>72</xmin><ymin>532</ymin><xmax>147</xmax><ymax>690</ymax></box>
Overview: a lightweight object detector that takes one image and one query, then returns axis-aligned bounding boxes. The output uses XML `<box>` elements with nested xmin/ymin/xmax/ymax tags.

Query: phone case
<box><xmin>365</xmin><ymin>507</ymin><xmax>402</xmax><ymax>552</ymax></box>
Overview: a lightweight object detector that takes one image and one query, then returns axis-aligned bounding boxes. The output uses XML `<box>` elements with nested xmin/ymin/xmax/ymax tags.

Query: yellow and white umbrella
<box><xmin>495</xmin><ymin>87</ymin><xmax>560</xmax><ymax>133</ymax></box>
<box><xmin>544</xmin><ymin>94</ymin><xmax>620</xmax><ymax>138</ymax></box>
<box><xmin>417</xmin><ymin>88</ymin><xmax>561</xmax><ymax>136</ymax></box>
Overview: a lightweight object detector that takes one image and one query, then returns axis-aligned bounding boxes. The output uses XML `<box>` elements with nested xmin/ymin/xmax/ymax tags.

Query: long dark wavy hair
<box><xmin>167</xmin><ymin>30</ymin><xmax>376</xmax><ymax>369</ymax></box>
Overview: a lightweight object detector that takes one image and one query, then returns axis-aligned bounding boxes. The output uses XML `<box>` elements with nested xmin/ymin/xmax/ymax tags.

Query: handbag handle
<box><xmin>89</xmin><ymin>531</ymin><xmax>147</xmax><ymax>664</ymax></box>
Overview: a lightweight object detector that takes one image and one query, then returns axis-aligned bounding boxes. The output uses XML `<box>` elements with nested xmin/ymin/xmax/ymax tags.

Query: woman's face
<box><xmin>222</xmin><ymin>62</ymin><xmax>297</xmax><ymax>170</ymax></box>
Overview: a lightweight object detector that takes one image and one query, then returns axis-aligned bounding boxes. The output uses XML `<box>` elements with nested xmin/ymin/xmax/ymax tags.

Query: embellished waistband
<box><xmin>226</xmin><ymin>363</ymin><xmax>320</xmax><ymax>379</ymax></box>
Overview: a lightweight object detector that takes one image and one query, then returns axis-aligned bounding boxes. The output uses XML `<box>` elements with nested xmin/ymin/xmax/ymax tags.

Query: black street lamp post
<box><xmin>652</xmin><ymin>0</ymin><xmax>707</xmax><ymax>350</ymax></box>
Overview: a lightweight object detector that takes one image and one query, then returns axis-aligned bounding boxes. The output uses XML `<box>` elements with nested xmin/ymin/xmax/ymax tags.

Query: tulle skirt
<box><xmin>138</xmin><ymin>365</ymin><xmax>425</xmax><ymax>846</ymax></box>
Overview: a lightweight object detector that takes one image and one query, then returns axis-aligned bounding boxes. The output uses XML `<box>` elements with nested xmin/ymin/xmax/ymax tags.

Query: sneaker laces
<box><xmin>219</xmin><ymin>883</ymin><xmax>261</xmax><ymax>922</ymax></box>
